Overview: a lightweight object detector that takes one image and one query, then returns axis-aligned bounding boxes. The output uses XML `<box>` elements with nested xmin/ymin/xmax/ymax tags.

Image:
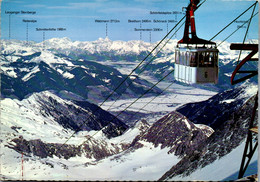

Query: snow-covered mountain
<box><xmin>131</xmin><ymin>111</ymin><xmax>213</xmax><ymax>156</ymax></box>
<box><xmin>2</xmin><ymin>37</ymin><xmax>257</xmax><ymax>61</ymax></box>
<box><xmin>43</xmin><ymin>37</ymin><xmax>159</xmax><ymax>55</ymax></box>
<box><xmin>160</xmin><ymin>85</ymin><xmax>258</xmax><ymax>181</ymax></box>
<box><xmin>176</xmin><ymin>83</ymin><xmax>258</xmax><ymax>129</ymax></box>
<box><xmin>1</xmin><ymin>37</ymin><xmax>171</xmax><ymax>60</ymax></box>
<box><xmin>1</xmin><ymin>90</ymin><xmax>134</xmax><ymax>179</ymax></box>
<box><xmin>1</xmin><ymin>91</ymin><xmax>128</xmax><ymax>140</ymax></box>
<box><xmin>1</xmin><ymin>84</ymin><xmax>257</xmax><ymax>180</ymax></box>
<box><xmin>1</xmin><ymin>40</ymin><xmax>162</xmax><ymax>102</ymax></box>
<box><xmin>0</xmin><ymin>90</ymin><xmax>149</xmax><ymax>180</ymax></box>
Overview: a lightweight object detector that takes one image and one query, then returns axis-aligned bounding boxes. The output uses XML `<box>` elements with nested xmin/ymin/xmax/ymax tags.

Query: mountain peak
<box><xmin>48</xmin><ymin>37</ymin><xmax>72</xmax><ymax>43</ymax></box>
<box><xmin>97</xmin><ymin>36</ymin><xmax>111</xmax><ymax>42</ymax></box>
<box><xmin>176</xmin><ymin>84</ymin><xmax>258</xmax><ymax>130</ymax></box>
<box><xmin>104</xmin><ymin>36</ymin><xmax>110</xmax><ymax>41</ymax></box>
<box><xmin>21</xmin><ymin>90</ymin><xmax>129</xmax><ymax>137</ymax></box>
<box><xmin>132</xmin><ymin>111</ymin><xmax>210</xmax><ymax>156</ymax></box>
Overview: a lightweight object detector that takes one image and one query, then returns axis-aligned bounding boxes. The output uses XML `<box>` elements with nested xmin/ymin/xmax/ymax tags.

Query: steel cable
<box><xmin>209</xmin><ymin>1</ymin><xmax>258</xmax><ymax>41</ymax></box>
<box><xmin>216</xmin><ymin>12</ymin><xmax>258</xmax><ymax>47</ymax></box>
<box><xmin>61</xmin><ymin>0</ymin><xmax>208</xmax><ymax>145</ymax></box>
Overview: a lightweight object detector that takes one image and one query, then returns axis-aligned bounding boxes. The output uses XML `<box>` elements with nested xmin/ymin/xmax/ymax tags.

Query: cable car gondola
<box><xmin>174</xmin><ymin>0</ymin><xmax>219</xmax><ymax>84</ymax></box>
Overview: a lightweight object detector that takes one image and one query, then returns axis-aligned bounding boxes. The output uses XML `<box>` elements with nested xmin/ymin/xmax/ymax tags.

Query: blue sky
<box><xmin>1</xmin><ymin>0</ymin><xmax>258</xmax><ymax>43</ymax></box>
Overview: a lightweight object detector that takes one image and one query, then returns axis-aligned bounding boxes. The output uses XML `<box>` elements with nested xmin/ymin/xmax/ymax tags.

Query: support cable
<box><xmin>106</xmin><ymin>0</ymin><xmax>208</xmax><ymax>111</ymax></box>
<box><xmin>209</xmin><ymin>1</ymin><xmax>258</xmax><ymax>41</ymax></box>
<box><xmin>91</xmin><ymin>69</ymin><xmax>175</xmax><ymax>138</ymax></box>
<box><xmin>217</xmin><ymin>12</ymin><xmax>258</xmax><ymax>47</ymax></box>
<box><xmin>61</xmin><ymin>0</ymin><xmax>207</xmax><ymax>145</ymax></box>
<box><xmin>113</xmin><ymin>69</ymin><xmax>174</xmax><ymax>118</ymax></box>
<box><xmin>237</xmin><ymin>3</ymin><xmax>257</xmax><ymax>65</ymax></box>
<box><xmin>126</xmin><ymin>80</ymin><xmax>177</xmax><ymax>125</ymax></box>
<box><xmin>124</xmin><ymin>1</ymin><xmax>259</xmax><ymax>126</ymax></box>
<box><xmin>61</xmin><ymin>24</ymin><xmax>182</xmax><ymax>146</ymax></box>
<box><xmin>61</xmin><ymin>23</ymin><xmax>182</xmax><ymax>145</ymax></box>
<box><xmin>107</xmin><ymin>22</ymin><xmax>185</xmax><ymax>111</ymax></box>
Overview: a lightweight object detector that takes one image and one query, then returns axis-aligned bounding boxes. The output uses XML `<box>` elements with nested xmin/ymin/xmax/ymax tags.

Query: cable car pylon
<box><xmin>174</xmin><ymin>0</ymin><xmax>219</xmax><ymax>84</ymax></box>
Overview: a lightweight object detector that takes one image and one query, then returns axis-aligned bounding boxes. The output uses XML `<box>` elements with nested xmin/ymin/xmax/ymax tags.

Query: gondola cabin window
<box><xmin>175</xmin><ymin>50</ymin><xmax>180</xmax><ymax>64</ymax></box>
<box><xmin>174</xmin><ymin>46</ymin><xmax>219</xmax><ymax>84</ymax></box>
<box><xmin>190</xmin><ymin>52</ymin><xmax>197</xmax><ymax>67</ymax></box>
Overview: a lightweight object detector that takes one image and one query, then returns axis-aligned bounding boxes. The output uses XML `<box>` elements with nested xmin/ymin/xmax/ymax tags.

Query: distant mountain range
<box><xmin>1</xmin><ymin>39</ymin><xmax>163</xmax><ymax>102</ymax></box>
<box><xmin>2</xmin><ymin>38</ymin><xmax>257</xmax><ymax>101</ymax></box>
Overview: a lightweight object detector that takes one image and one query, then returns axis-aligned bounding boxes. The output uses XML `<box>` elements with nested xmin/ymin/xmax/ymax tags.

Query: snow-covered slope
<box><xmin>131</xmin><ymin>111</ymin><xmax>213</xmax><ymax>156</ymax></box>
<box><xmin>1</xmin><ymin>91</ymin><xmax>128</xmax><ymax>141</ymax></box>
<box><xmin>0</xmin><ymin>91</ymin><xmax>133</xmax><ymax>180</ymax></box>
<box><xmin>0</xmin><ymin>95</ymin><xmax>155</xmax><ymax>180</ymax></box>
<box><xmin>159</xmin><ymin>85</ymin><xmax>258</xmax><ymax>181</ymax></box>
<box><xmin>166</xmin><ymin>140</ymin><xmax>257</xmax><ymax>181</ymax></box>
<box><xmin>177</xmin><ymin>84</ymin><xmax>258</xmax><ymax>129</ymax></box>
<box><xmin>1</xmin><ymin>84</ymin><xmax>257</xmax><ymax>180</ymax></box>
